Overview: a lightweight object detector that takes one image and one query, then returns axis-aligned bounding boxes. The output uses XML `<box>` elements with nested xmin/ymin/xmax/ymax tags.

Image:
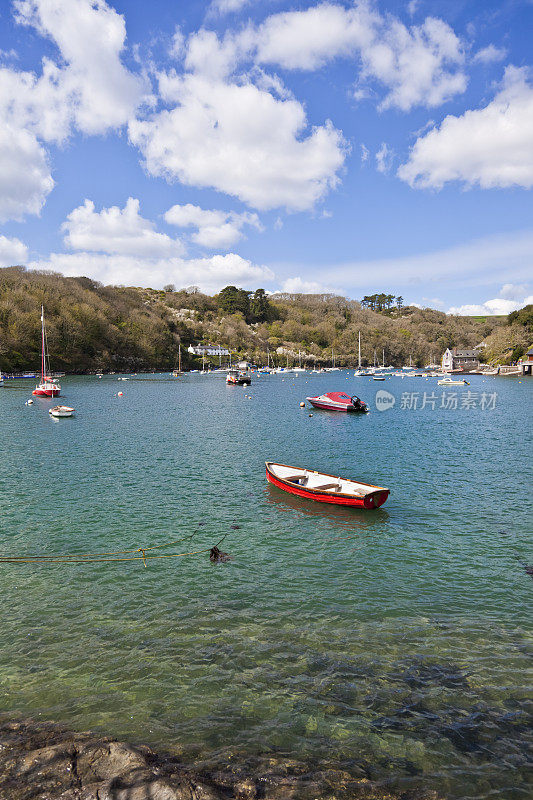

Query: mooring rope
<box><xmin>0</xmin><ymin>534</ymin><xmax>227</xmax><ymax>567</ymax></box>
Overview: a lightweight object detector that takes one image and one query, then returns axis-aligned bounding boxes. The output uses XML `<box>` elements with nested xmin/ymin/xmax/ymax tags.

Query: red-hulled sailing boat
<box><xmin>32</xmin><ymin>306</ymin><xmax>61</xmax><ymax>397</ymax></box>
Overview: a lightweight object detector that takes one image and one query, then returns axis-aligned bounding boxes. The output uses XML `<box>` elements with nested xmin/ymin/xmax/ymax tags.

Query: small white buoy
<box><xmin>300</xmin><ymin>401</ymin><xmax>305</xmax><ymax>407</ymax></box>
<box><xmin>26</xmin><ymin>399</ymin><xmax>34</xmax><ymax>405</ymax></box>
<box><xmin>308</xmin><ymin>413</ymin><xmax>313</xmax><ymax>417</ymax></box>
<box><xmin>118</xmin><ymin>391</ymin><xmax>123</xmax><ymax>396</ymax></box>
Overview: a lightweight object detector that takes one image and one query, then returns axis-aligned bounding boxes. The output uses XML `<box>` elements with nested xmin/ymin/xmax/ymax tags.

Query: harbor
<box><xmin>0</xmin><ymin>369</ymin><xmax>531</xmax><ymax>800</ymax></box>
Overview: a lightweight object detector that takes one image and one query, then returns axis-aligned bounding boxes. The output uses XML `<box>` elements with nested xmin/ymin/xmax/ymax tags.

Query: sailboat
<box><xmin>171</xmin><ymin>344</ymin><xmax>183</xmax><ymax>376</ymax></box>
<box><xmin>293</xmin><ymin>350</ymin><xmax>306</xmax><ymax>373</ymax></box>
<box><xmin>354</xmin><ymin>332</ymin><xmax>371</xmax><ymax>376</ymax></box>
<box><xmin>402</xmin><ymin>355</ymin><xmax>415</xmax><ymax>372</ymax></box>
<box><xmin>33</xmin><ymin>307</ymin><xmax>61</xmax><ymax>397</ymax></box>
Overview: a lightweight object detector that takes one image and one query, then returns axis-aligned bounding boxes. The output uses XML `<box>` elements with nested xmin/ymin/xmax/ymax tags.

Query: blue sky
<box><xmin>0</xmin><ymin>0</ymin><xmax>532</xmax><ymax>313</ymax></box>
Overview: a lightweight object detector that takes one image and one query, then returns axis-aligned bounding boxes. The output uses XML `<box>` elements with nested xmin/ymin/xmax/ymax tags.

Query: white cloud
<box><xmin>0</xmin><ymin>124</ymin><xmax>53</xmax><ymax>221</ymax></box>
<box><xmin>360</xmin><ymin>143</ymin><xmax>369</xmax><ymax>162</ymax></box>
<box><xmin>13</xmin><ymin>0</ymin><xmax>148</xmax><ymax>136</ymax></box>
<box><xmin>169</xmin><ymin>26</ymin><xmax>185</xmax><ymax>60</ymax></box>
<box><xmin>398</xmin><ymin>66</ymin><xmax>533</xmax><ymax>189</ymax></box>
<box><xmin>62</xmin><ymin>198</ymin><xmax>185</xmax><ymax>258</ymax></box>
<box><xmin>0</xmin><ymin>0</ymin><xmax>147</xmax><ymax>221</ymax></box>
<box><xmin>282</xmin><ymin>276</ymin><xmax>337</xmax><ymax>294</ymax></box>
<box><xmin>253</xmin><ymin>2</ymin><xmax>466</xmax><ymax>110</ymax></box>
<box><xmin>407</xmin><ymin>1</ymin><xmax>420</xmax><ymax>16</ymax></box>
<box><xmin>499</xmin><ymin>283</ymin><xmax>529</xmax><ymax>300</ymax></box>
<box><xmin>448</xmin><ymin>293</ymin><xmax>533</xmax><ymax>316</ymax></box>
<box><xmin>164</xmin><ymin>203</ymin><xmax>262</xmax><ymax>249</ymax></box>
<box><xmin>28</xmin><ymin>251</ymin><xmax>274</xmax><ymax>295</ymax></box>
<box><xmin>0</xmin><ymin>234</ymin><xmax>28</xmax><ymax>266</ymax></box>
<box><xmin>209</xmin><ymin>0</ymin><xmax>251</xmax><ymax>16</ymax></box>
<box><xmin>376</xmin><ymin>142</ymin><xmax>394</xmax><ymax>173</ymax></box>
<box><xmin>473</xmin><ymin>44</ymin><xmax>507</xmax><ymax>65</ymax></box>
<box><xmin>130</xmin><ymin>71</ymin><xmax>346</xmax><ymax>212</ymax></box>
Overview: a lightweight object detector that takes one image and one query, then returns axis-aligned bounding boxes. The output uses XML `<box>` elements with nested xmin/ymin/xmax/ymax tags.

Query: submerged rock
<box><xmin>0</xmin><ymin>716</ymin><xmax>444</xmax><ymax>800</ymax></box>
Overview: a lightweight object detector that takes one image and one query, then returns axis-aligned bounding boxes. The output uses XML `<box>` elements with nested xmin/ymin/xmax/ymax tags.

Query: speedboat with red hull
<box><xmin>266</xmin><ymin>462</ymin><xmax>389</xmax><ymax>509</ymax></box>
<box><xmin>306</xmin><ymin>391</ymin><xmax>368</xmax><ymax>412</ymax></box>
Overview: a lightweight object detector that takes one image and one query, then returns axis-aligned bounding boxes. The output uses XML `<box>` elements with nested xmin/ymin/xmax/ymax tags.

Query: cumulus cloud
<box><xmin>0</xmin><ymin>234</ymin><xmax>28</xmax><ymax>266</ymax></box>
<box><xmin>0</xmin><ymin>124</ymin><xmax>54</xmax><ymax>221</ymax></box>
<box><xmin>28</xmin><ymin>251</ymin><xmax>274</xmax><ymax>295</ymax></box>
<box><xmin>398</xmin><ymin>66</ymin><xmax>533</xmax><ymax>189</ymax></box>
<box><xmin>13</xmin><ymin>0</ymin><xmax>147</xmax><ymax>136</ymax></box>
<box><xmin>164</xmin><ymin>203</ymin><xmax>263</xmax><ymax>249</ymax></box>
<box><xmin>281</xmin><ymin>276</ymin><xmax>337</xmax><ymax>294</ymax></box>
<box><xmin>252</xmin><ymin>1</ymin><xmax>466</xmax><ymax>110</ymax></box>
<box><xmin>448</xmin><ymin>291</ymin><xmax>533</xmax><ymax>316</ymax></box>
<box><xmin>130</xmin><ymin>70</ymin><xmax>346</xmax><ymax>212</ymax></box>
<box><xmin>472</xmin><ymin>44</ymin><xmax>507</xmax><ymax>65</ymax></box>
<box><xmin>62</xmin><ymin>198</ymin><xmax>185</xmax><ymax>258</ymax></box>
<box><xmin>0</xmin><ymin>0</ymin><xmax>147</xmax><ymax>221</ymax></box>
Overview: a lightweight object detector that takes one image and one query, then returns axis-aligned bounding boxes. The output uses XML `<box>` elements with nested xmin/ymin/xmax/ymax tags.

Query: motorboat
<box><xmin>372</xmin><ymin>374</ymin><xmax>386</xmax><ymax>381</ymax></box>
<box><xmin>438</xmin><ymin>378</ymin><xmax>470</xmax><ymax>386</ymax></box>
<box><xmin>266</xmin><ymin>462</ymin><xmax>389</xmax><ymax>509</ymax></box>
<box><xmin>306</xmin><ymin>391</ymin><xmax>369</xmax><ymax>412</ymax></box>
<box><xmin>49</xmin><ymin>405</ymin><xmax>74</xmax><ymax>418</ymax></box>
<box><xmin>32</xmin><ymin>306</ymin><xmax>61</xmax><ymax>397</ymax></box>
<box><xmin>226</xmin><ymin>369</ymin><xmax>251</xmax><ymax>386</ymax></box>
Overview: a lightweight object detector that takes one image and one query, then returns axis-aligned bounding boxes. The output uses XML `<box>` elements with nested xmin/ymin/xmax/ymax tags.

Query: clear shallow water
<box><xmin>0</xmin><ymin>372</ymin><xmax>531</xmax><ymax>799</ymax></box>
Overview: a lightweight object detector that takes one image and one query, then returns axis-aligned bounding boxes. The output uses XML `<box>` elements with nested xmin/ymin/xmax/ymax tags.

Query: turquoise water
<box><xmin>0</xmin><ymin>372</ymin><xmax>531</xmax><ymax>798</ymax></box>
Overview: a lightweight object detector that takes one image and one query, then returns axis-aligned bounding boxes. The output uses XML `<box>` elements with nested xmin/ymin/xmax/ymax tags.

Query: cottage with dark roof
<box><xmin>519</xmin><ymin>346</ymin><xmax>533</xmax><ymax>376</ymax></box>
<box><xmin>441</xmin><ymin>348</ymin><xmax>480</xmax><ymax>373</ymax></box>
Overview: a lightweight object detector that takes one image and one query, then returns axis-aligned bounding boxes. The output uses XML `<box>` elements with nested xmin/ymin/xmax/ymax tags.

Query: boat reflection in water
<box><xmin>264</xmin><ymin>481</ymin><xmax>389</xmax><ymax>528</ymax></box>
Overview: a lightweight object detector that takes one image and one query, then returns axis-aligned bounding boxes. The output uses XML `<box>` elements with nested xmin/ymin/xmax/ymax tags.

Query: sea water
<box><xmin>0</xmin><ymin>372</ymin><xmax>531</xmax><ymax>798</ymax></box>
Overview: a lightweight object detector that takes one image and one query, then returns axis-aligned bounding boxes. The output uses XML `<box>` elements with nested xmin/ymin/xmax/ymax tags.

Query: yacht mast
<box><xmin>358</xmin><ymin>331</ymin><xmax>361</xmax><ymax>369</ymax></box>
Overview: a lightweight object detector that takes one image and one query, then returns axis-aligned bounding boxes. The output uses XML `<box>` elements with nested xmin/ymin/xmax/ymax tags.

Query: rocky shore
<box><xmin>0</xmin><ymin>716</ymin><xmax>441</xmax><ymax>800</ymax></box>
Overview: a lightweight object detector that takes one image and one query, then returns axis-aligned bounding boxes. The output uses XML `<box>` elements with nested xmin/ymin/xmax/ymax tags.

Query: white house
<box><xmin>442</xmin><ymin>348</ymin><xmax>480</xmax><ymax>373</ymax></box>
<box><xmin>188</xmin><ymin>344</ymin><xmax>230</xmax><ymax>356</ymax></box>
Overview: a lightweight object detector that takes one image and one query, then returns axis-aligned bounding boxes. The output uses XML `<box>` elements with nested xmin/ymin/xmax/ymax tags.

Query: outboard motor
<box><xmin>351</xmin><ymin>396</ymin><xmax>368</xmax><ymax>412</ymax></box>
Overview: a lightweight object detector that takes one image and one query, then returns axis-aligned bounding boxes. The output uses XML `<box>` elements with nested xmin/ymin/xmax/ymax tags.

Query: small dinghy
<box><xmin>306</xmin><ymin>391</ymin><xmax>369</xmax><ymax>412</ymax></box>
<box><xmin>266</xmin><ymin>462</ymin><xmax>389</xmax><ymax>509</ymax></box>
<box><xmin>49</xmin><ymin>405</ymin><xmax>75</xmax><ymax>418</ymax></box>
<box><xmin>437</xmin><ymin>378</ymin><xmax>469</xmax><ymax>386</ymax></box>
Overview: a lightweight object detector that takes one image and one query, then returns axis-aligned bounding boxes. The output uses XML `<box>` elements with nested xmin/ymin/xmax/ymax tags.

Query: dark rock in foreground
<box><xmin>0</xmin><ymin>716</ymin><xmax>441</xmax><ymax>800</ymax></box>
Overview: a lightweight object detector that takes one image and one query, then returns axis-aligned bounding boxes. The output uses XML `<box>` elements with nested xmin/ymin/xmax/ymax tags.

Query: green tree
<box><xmin>216</xmin><ymin>286</ymin><xmax>251</xmax><ymax>318</ymax></box>
<box><xmin>250</xmin><ymin>288</ymin><xmax>270</xmax><ymax>322</ymax></box>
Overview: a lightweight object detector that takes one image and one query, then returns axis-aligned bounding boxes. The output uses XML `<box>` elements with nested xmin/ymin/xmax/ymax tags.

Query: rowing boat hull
<box><xmin>265</xmin><ymin>463</ymin><xmax>389</xmax><ymax>509</ymax></box>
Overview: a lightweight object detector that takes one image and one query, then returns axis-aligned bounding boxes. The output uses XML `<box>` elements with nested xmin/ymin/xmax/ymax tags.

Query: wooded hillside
<box><xmin>0</xmin><ymin>266</ymin><xmax>526</xmax><ymax>372</ymax></box>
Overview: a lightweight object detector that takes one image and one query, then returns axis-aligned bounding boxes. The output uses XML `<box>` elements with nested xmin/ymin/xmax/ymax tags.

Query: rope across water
<box><xmin>0</xmin><ymin>534</ymin><xmax>227</xmax><ymax>567</ymax></box>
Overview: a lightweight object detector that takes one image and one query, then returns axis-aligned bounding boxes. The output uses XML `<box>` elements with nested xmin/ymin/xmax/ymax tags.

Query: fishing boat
<box><xmin>306</xmin><ymin>391</ymin><xmax>369</xmax><ymax>412</ymax></box>
<box><xmin>32</xmin><ymin>307</ymin><xmax>61</xmax><ymax>397</ymax></box>
<box><xmin>438</xmin><ymin>378</ymin><xmax>469</xmax><ymax>386</ymax></box>
<box><xmin>265</xmin><ymin>462</ymin><xmax>389</xmax><ymax>509</ymax></box>
<box><xmin>226</xmin><ymin>368</ymin><xmax>251</xmax><ymax>385</ymax></box>
<box><xmin>49</xmin><ymin>405</ymin><xmax>75</xmax><ymax>418</ymax></box>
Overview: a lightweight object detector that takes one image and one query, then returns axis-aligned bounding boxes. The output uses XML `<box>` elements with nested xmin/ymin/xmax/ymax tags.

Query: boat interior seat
<box><xmin>313</xmin><ymin>482</ymin><xmax>341</xmax><ymax>491</ymax></box>
<box><xmin>286</xmin><ymin>474</ymin><xmax>308</xmax><ymax>485</ymax></box>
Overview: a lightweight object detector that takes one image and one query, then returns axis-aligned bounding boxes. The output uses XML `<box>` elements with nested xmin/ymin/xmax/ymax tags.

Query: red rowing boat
<box><xmin>306</xmin><ymin>392</ymin><xmax>368</xmax><ymax>412</ymax></box>
<box><xmin>265</xmin><ymin>462</ymin><xmax>389</xmax><ymax>509</ymax></box>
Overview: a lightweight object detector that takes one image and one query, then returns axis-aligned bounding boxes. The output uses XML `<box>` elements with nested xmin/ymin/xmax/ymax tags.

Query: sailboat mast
<box><xmin>382</xmin><ymin>348</ymin><xmax>385</xmax><ymax>368</ymax></box>
<box><xmin>41</xmin><ymin>306</ymin><xmax>45</xmax><ymax>381</ymax></box>
<box><xmin>178</xmin><ymin>343</ymin><xmax>182</xmax><ymax>372</ymax></box>
<box><xmin>358</xmin><ymin>331</ymin><xmax>361</xmax><ymax>369</ymax></box>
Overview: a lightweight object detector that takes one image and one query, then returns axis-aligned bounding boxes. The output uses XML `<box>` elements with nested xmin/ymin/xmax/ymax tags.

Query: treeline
<box><xmin>0</xmin><ymin>267</ymin><xmax>526</xmax><ymax>372</ymax></box>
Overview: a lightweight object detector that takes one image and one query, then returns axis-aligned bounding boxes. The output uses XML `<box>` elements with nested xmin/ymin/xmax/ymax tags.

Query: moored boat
<box><xmin>306</xmin><ymin>391</ymin><xmax>369</xmax><ymax>412</ymax></box>
<box><xmin>49</xmin><ymin>405</ymin><xmax>75</xmax><ymax>418</ymax></box>
<box><xmin>266</xmin><ymin>462</ymin><xmax>389</xmax><ymax>509</ymax></box>
<box><xmin>32</xmin><ymin>307</ymin><xmax>61</xmax><ymax>397</ymax></box>
<box><xmin>438</xmin><ymin>378</ymin><xmax>469</xmax><ymax>386</ymax></box>
<box><xmin>226</xmin><ymin>368</ymin><xmax>251</xmax><ymax>386</ymax></box>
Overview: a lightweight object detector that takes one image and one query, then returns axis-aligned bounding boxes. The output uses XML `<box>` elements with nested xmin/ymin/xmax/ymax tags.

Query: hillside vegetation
<box><xmin>0</xmin><ymin>266</ymin><xmax>526</xmax><ymax>372</ymax></box>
